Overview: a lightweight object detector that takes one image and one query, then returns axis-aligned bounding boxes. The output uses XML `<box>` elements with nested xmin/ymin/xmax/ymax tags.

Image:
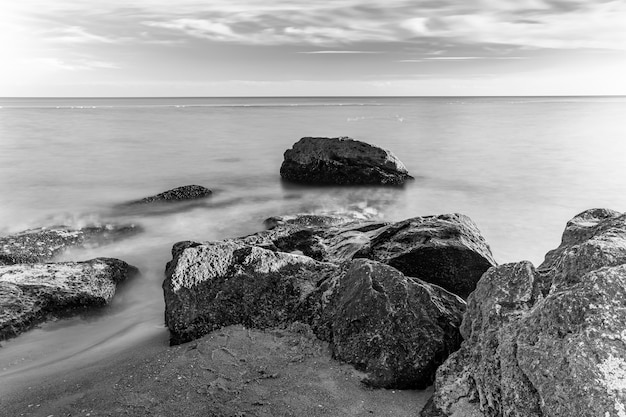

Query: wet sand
<box><xmin>1</xmin><ymin>325</ymin><xmax>431</xmax><ymax>417</ymax></box>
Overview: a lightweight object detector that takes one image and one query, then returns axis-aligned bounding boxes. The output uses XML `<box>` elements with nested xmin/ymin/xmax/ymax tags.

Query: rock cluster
<box><xmin>423</xmin><ymin>208</ymin><xmax>626</xmax><ymax>417</ymax></box>
<box><xmin>0</xmin><ymin>223</ymin><xmax>140</xmax><ymax>340</ymax></box>
<box><xmin>280</xmin><ymin>137</ymin><xmax>412</xmax><ymax>185</ymax></box>
<box><xmin>163</xmin><ymin>212</ymin><xmax>496</xmax><ymax>388</ymax></box>
<box><xmin>0</xmin><ymin>258</ymin><xmax>137</xmax><ymax>341</ymax></box>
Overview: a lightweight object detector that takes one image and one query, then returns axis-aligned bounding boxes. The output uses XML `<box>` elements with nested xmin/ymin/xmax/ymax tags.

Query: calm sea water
<box><xmin>1</xmin><ymin>96</ymin><xmax>626</xmax><ymax>387</ymax></box>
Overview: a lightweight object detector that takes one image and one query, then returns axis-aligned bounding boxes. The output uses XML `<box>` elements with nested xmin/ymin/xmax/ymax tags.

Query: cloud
<box><xmin>398</xmin><ymin>57</ymin><xmax>528</xmax><ymax>62</ymax></box>
<box><xmin>42</xmin><ymin>26</ymin><xmax>118</xmax><ymax>43</ymax></box>
<box><xmin>297</xmin><ymin>50</ymin><xmax>382</xmax><ymax>54</ymax></box>
<box><xmin>31</xmin><ymin>57</ymin><xmax>121</xmax><ymax>71</ymax></box>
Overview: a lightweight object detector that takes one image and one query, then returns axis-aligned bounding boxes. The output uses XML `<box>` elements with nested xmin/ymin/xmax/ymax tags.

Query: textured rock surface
<box><xmin>313</xmin><ymin>259</ymin><xmax>465</xmax><ymax>389</ymax></box>
<box><xmin>247</xmin><ymin>212</ymin><xmax>495</xmax><ymax>298</ymax></box>
<box><xmin>0</xmin><ymin>224</ymin><xmax>142</xmax><ymax>265</ymax></box>
<box><xmin>0</xmin><ymin>258</ymin><xmax>138</xmax><ymax>341</ymax></box>
<box><xmin>357</xmin><ymin>214</ymin><xmax>497</xmax><ymax>298</ymax></box>
<box><xmin>126</xmin><ymin>185</ymin><xmax>212</xmax><ymax>205</ymax></box>
<box><xmin>164</xmin><ymin>234</ymin><xmax>469</xmax><ymax>387</ymax></box>
<box><xmin>280</xmin><ymin>137</ymin><xmax>412</xmax><ymax>185</ymax></box>
<box><xmin>424</xmin><ymin>208</ymin><xmax>626</xmax><ymax>417</ymax></box>
<box><xmin>163</xmin><ymin>241</ymin><xmax>338</xmax><ymax>345</ymax></box>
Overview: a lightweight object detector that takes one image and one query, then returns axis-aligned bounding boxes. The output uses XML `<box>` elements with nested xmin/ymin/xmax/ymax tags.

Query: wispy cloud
<box><xmin>42</xmin><ymin>26</ymin><xmax>119</xmax><ymax>44</ymax></box>
<box><xmin>297</xmin><ymin>50</ymin><xmax>382</xmax><ymax>54</ymax></box>
<box><xmin>398</xmin><ymin>56</ymin><xmax>528</xmax><ymax>62</ymax></box>
<box><xmin>31</xmin><ymin>57</ymin><xmax>121</xmax><ymax>71</ymax></box>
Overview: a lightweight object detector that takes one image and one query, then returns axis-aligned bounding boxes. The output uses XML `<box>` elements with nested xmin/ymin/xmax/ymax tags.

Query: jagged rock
<box><xmin>0</xmin><ymin>258</ymin><xmax>138</xmax><ymax>341</ymax></box>
<box><xmin>312</xmin><ymin>259</ymin><xmax>465</xmax><ymax>389</ymax></box>
<box><xmin>280</xmin><ymin>137</ymin><xmax>412</xmax><ymax>185</ymax></box>
<box><xmin>358</xmin><ymin>214</ymin><xmax>497</xmax><ymax>299</ymax></box>
<box><xmin>248</xmin><ymin>213</ymin><xmax>495</xmax><ymax>298</ymax></box>
<box><xmin>126</xmin><ymin>185</ymin><xmax>212</xmax><ymax>205</ymax></box>
<box><xmin>424</xmin><ymin>208</ymin><xmax>626</xmax><ymax>417</ymax></box>
<box><xmin>0</xmin><ymin>224</ymin><xmax>142</xmax><ymax>265</ymax></box>
<box><xmin>163</xmin><ymin>241</ymin><xmax>338</xmax><ymax>345</ymax></box>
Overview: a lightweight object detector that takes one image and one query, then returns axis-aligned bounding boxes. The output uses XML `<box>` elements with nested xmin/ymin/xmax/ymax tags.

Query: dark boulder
<box><xmin>358</xmin><ymin>214</ymin><xmax>497</xmax><ymax>298</ymax></box>
<box><xmin>163</xmin><ymin>241</ymin><xmax>338</xmax><ymax>345</ymax></box>
<box><xmin>280</xmin><ymin>137</ymin><xmax>412</xmax><ymax>185</ymax></box>
<box><xmin>424</xmin><ymin>208</ymin><xmax>626</xmax><ymax>417</ymax></box>
<box><xmin>0</xmin><ymin>224</ymin><xmax>142</xmax><ymax>265</ymax></box>
<box><xmin>312</xmin><ymin>259</ymin><xmax>465</xmax><ymax>389</ymax></box>
<box><xmin>126</xmin><ymin>185</ymin><xmax>212</xmax><ymax>205</ymax></box>
<box><xmin>0</xmin><ymin>258</ymin><xmax>138</xmax><ymax>341</ymax></box>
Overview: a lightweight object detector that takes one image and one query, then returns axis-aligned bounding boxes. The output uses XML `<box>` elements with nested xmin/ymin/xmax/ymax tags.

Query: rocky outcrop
<box><xmin>280</xmin><ymin>137</ymin><xmax>412</xmax><ymax>185</ymax></box>
<box><xmin>0</xmin><ymin>224</ymin><xmax>142</xmax><ymax>265</ymax></box>
<box><xmin>358</xmin><ymin>214</ymin><xmax>497</xmax><ymax>299</ymax></box>
<box><xmin>163</xmin><ymin>241</ymin><xmax>338</xmax><ymax>345</ymax></box>
<box><xmin>163</xmin><ymin>211</ymin><xmax>493</xmax><ymax>387</ymax></box>
<box><xmin>241</xmin><ymin>213</ymin><xmax>495</xmax><ymax>298</ymax></box>
<box><xmin>0</xmin><ymin>258</ymin><xmax>138</xmax><ymax>341</ymax></box>
<box><xmin>126</xmin><ymin>185</ymin><xmax>212</xmax><ymax>205</ymax></box>
<box><xmin>313</xmin><ymin>259</ymin><xmax>465</xmax><ymax>389</ymax></box>
<box><xmin>423</xmin><ymin>208</ymin><xmax>626</xmax><ymax>417</ymax></box>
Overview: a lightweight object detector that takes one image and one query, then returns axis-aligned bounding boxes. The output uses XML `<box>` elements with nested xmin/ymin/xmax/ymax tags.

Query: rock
<box><xmin>424</xmin><ymin>208</ymin><xmax>626</xmax><ymax>417</ymax></box>
<box><xmin>0</xmin><ymin>258</ymin><xmax>138</xmax><ymax>341</ymax></box>
<box><xmin>0</xmin><ymin>224</ymin><xmax>142</xmax><ymax>265</ymax></box>
<box><xmin>126</xmin><ymin>185</ymin><xmax>212</xmax><ymax>205</ymax></box>
<box><xmin>249</xmin><ymin>213</ymin><xmax>496</xmax><ymax>298</ymax></box>
<box><xmin>163</xmin><ymin>241</ymin><xmax>338</xmax><ymax>345</ymax></box>
<box><xmin>312</xmin><ymin>259</ymin><xmax>465</xmax><ymax>389</ymax></box>
<box><xmin>358</xmin><ymin>214</ymin><xmax>497</xmax><ymax>299</ymax></box>
<box><xmin>280</xmin><ymin>137</ymin><xmax>412</xmax><ymax>185</ymax></box>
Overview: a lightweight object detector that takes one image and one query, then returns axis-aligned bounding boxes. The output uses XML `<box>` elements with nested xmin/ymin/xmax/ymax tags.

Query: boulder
<box><xmin>163</xmin><ymin>241</ymin><xmax>338</xmax><ymax>345</ymax></box>
<box><xmin>357</xmin><ymin>214</ymin><xmax>497</xmax><ymax>298</ymax></box>
<box><xmin>424</xmin><ymin>208</ymin><xmax>626</xmax><ymax>417</ymax></box>
<box><xmin>0</xmin><ymin>258</ymin><xmax>138</xmax><ymax>341</ymax></box>
<box><xmin>0</xmin><ymin>224</ymin><xmax>142</xmax><ymax>265</ymax></box>
<box><xmin>163</xmin><ymin>240</ymin><xmax>466</xmax><ymax>388</ymax></box>
<box><xmin>312</xmin><ymin>259</ymin><xmax>465</xmax><ymax>389</ymax></box>
<box><xmin>280</xmin><ymin>137</ymin><xmax>412</xmax><ymax>185</ymax></box>
<box><xmin>246</xmin><ymin>213</ymin><xmax>496</xmax><ymax>298</ymax></box>
<box><xmin>126</xmin><ymin>185</ymin><xmax>212</xmax><ymax>205</ymax></box>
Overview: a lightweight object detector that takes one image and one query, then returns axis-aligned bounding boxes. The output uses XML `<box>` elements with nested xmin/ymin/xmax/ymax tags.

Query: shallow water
<box><xmin>1</xmin><ymin>96</ymin><xmax>626</xmax><ymax>385</ymax></box>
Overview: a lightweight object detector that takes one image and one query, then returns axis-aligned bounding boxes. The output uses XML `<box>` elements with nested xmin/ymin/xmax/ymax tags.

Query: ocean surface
<box><xmin>1</xmin><ymin>96</ymin><xmax>626</xmax><ymax>389</ymax></box>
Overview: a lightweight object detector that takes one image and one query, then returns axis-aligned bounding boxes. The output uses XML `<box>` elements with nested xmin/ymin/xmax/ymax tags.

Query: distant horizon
<box><xmin>3</xmin><ymin>94</ymin><xmax>626</xmax><ymax>99</ymax></box>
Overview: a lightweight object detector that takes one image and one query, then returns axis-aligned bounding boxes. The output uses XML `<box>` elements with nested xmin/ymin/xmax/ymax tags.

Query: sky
<box><xmin>2</xmin><ymin>0</ymin><xmax>626</xmax><ymax>96</ymax></box>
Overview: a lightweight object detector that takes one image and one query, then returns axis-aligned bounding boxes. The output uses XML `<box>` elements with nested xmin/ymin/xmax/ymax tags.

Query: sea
<box><xmin>1</xmin><ymin>96</ymin><xmax>626</xmax><ymax>389</ymax></box>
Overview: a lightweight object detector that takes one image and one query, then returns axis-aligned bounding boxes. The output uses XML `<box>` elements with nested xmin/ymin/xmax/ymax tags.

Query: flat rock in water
<box><xmin>126</xmin><ymin>185</ymin><xmax>212</xmax><ymax>205</ymax></box>
<box><xmin>424</xmin><ymin>208</ymin><xmax>626</xmax><ymax>417</ymax></box>
<box><xmin>0</xmin><ymin>257</ymin><xmax>138</xmax><ymax>341</ymax></box>
<box><xmin>280</xmin><ymin>137</ymin><xmax>412</xmax><ymax>185</ymax></box>
<box><xmin>0</xmin><ymin>224</ymin><xmax>142</xmax><ymax>265</ymax></box>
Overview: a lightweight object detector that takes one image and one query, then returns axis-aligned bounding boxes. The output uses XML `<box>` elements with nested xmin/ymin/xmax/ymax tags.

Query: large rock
<box><xmin>424</xmin><ymin>208</ymin><xmax>626</xmax><ymax>417</ymax></box>
<box><xmin>0</xmin><ymin>258</ymin><xmax>138</xmax><ymax>341</ymax></box>
<box><xmin>280</xmin><ymin>137</ymin><xmax>412</xmax><ymax>185</ymax></box>
<box><xmin>358</xmin><ymin>214</ymin><xmax>497</xmax><ymax>299</ymax></box>
<box><xmin>312</xmin><ymin>259</ymin><xmax>465</xmax><ymax>389</ymax></box>
<box><xmin>163</xmin><ymin>237</ymin><xmax>468</xmax><ymax>388</ymax></box>
<box><xmin>126</xmin><ymin>185</ymin><xmax>212</xmax><ymax>205</ymax></box>
<box><xmin>244</xmin><ymin>212</ymin><xmax>495</xmax><ymax>298</ymax></box>
<box><xmin>163</xmin><ymin>241</ymin><xmax>338</xmax><ymax>345</ymax></box>
<box><xmin>0</xmin><ymin>224</ymin><xmax>142</xmax><ymax>265</ymax></box>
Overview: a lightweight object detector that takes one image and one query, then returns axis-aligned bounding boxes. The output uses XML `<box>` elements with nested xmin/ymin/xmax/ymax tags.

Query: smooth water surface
<box><xmin>1</xmin><ymin>96</ymin><xmax>626</xmax><ymax>385</ymax></box>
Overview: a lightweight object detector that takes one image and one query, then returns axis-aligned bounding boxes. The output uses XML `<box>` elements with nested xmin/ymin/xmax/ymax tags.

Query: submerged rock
<box><xmin>0</xmin><ymin>224</ymin><xmax>142</xmax><ymax>265</ymax></box>
<box><xmin>126</xmin><ymin>185</ymin><xmax>213</xmax><ymax>205</ymax></box>
<box><xmin>0</xmin><ymin>258</ymin><xmax>138</xmax><ymax>341</ymax></box>
<box><xmin>424</xmin><ymin>208</ymin><xmax>626</xmax><ymax>417</ymax></box>
<box><xmin>280</xmin><ymin>137</ymin><xmax>412</xmax><ymax>185</ymax></box>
